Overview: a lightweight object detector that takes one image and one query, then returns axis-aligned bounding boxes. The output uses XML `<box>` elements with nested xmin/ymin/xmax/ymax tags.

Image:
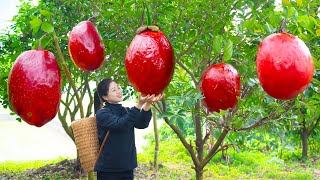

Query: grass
<box><xmin>0</xmin><ymin>157</ymin><xmax>68</xmax><ymax>172</ymax></box>
<box><xmin>137</xmin><ymin>138</ymin><xmax>319</xmax><ymax>179</ymax></box>
<box><xmin>0</xmin><ymin>138</ymin><xmax>319</xmax><ymax>179</ymax></box>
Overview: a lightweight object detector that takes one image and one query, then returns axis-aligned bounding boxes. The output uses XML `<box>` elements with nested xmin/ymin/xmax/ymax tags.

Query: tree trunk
<box><xmin>195</xmin><ymin>168</ymin><xmax>203</xmax><ymax>180</ymax></box>
<box><xmin>300</xmin><ymin>130</ymin><xmax>309</xmax><ymax>158</ymax></box>
<box><xmin>87</xmin><ymin>171</ymin><xmax>95</xmax><ymax>180</ymax></box>
<box><xmin>194</xmin><ymin>102</ymin><xmax>203</xmax><ymax>180</ymax></box>
<box><xmin>153</xmin><ymin>108</ymin><xmax>159</xmax><ymax>170</ymax></box>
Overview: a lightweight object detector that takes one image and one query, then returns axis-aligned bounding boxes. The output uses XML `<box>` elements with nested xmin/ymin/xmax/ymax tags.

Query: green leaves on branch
<box><xmin>29</xmin><ymin>10</ymin><xmax>54</xmax><ymax>34</ymax></box>
<box><xmin>212</xmin><ymin>35</ymin><xmax>233</xmax><ymax>62</ymax></box>
<box><xmin>223</xmin><ymin>39</ymin><xmax>233</xmax><ymax>62</ymax></box>
<box><xmin>41</xmin><ymin>22</ymin><xmax>54</xmax><ymax>33</ymax></box>
<box><xmin>297</xmin><ymin>16</ymin><xmax>310</xmax><ymax>28</ymax></box>
<box><xmin>30</xmin><ymin>17</ymin><xmax>42</xmax><ymax>34</ymax></box>
<box><xmin>40</xmin><ymin>10</ymin><xmax>52</xmax><ymax>17</ymax></box>
<box><xmin>212</xmin><ymin>35</ymin><xmax>223</xmax><ymax>54</ymax></box>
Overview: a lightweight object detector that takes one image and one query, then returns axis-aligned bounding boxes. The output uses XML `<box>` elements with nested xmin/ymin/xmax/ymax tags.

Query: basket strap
<box><xmin>96</xmin><ymin>130</ymin><xmax>110</xmax><ymax>163</ymax></box>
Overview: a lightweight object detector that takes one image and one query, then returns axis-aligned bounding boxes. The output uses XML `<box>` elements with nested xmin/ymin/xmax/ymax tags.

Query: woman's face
<box><xmin>103</xmin><ymin>81</ymin><xmax>123</xmax><ymax>104</ymax></box>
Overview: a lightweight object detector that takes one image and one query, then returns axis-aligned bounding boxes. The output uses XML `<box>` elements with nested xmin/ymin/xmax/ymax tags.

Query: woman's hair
<box><xmin>94</xmin><ymin>78</ymin><xmax>114</xmax><ymax>114</ymax></box>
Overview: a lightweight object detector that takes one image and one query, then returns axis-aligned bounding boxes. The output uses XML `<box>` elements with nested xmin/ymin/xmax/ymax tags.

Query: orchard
<box><xmin>1</xmin><ymin>0</ymin><xmax>319</xmax><ymax>179</ymax></box>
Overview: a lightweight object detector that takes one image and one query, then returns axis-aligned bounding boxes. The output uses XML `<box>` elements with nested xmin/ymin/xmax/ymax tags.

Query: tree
<box><xmin>0</xmin><ymin>0</ymin><xmax>319</xmax><ymax>179</ymax></box>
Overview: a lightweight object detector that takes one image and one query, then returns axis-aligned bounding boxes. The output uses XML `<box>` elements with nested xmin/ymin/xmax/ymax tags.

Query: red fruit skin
<box><xmin>125</xmin><ymin>29</ymin><xmax>174</xmax><ymax>95</ymax></box>
<box><xmin>256</xmin><ymin>32</ymin><xmax>314</xmax><ymax>100</ymax></box>
<box><xmin>200</xmin><ymin>63</ymin><xmax>241</xmax><ymax>113</ymax></box>
<box><xmin>8</xmin><ymin>50</ymin><xmax>62</xmax><ymax>127</ymax></box>
<box><xmin>68</xmin><ymin>21</ymin><xmax>105</xmax><ymax>71</ymax></box>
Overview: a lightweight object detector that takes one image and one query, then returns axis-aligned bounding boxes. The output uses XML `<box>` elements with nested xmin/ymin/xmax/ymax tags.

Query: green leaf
<box><xmin>176</xmin><ymin>116</ymin><xmax>184</xmax><ymax>130</ymax></box>
<box><xmin>223</xmin><ymin>39</ymin><xmax>233</xmax><ymax>61</ymax></box>
<box><xmin>159</xmin><ymin>111</ymin><xmax>175</xmax><ymax>118</ymax></box>
<box><xmin>297</xmin><ymin>16</ymin><xmax>310</xmax><ymax>28</ymax></box>
<box><xmin>316</xmin><ymin>28</ymin><xmax>320</xmax><ymax>37</ymax></box>
<box><xmin>287</xmin><ymin>7</ymin><xmax>297</xmax><ymax>19</ymax></box>
<box><xmin>30</xmin><ymin>18</ymin><xmax>42</xmax><ymax>34</ymax></box>
<box><xmin>213</xmin><ymin>35</ymin><xmax>223</xmax><ymax>54</ymax></box>
<box><xmin>40</xmin><ymin>10</ymin><xmax>52</xmax><ymax>17</ymax></box>
<box><xmin>296</xmin><ymin>0</ymin><xmax>303</xmax><ymax>6</ymax></box>
<box><xmin>16</xmin><ymin>117</ymin><xmax>22</xmax><ymax>122</ymax></box>
<box><xmin>40</xmin><ymin>36</ymin><xmax>51</xmax><ymax>49</ymax></box>
<box><xmin>41</xmin><ymin>22</ymin><xmax>54</xmax><ymax>33</ymax></box>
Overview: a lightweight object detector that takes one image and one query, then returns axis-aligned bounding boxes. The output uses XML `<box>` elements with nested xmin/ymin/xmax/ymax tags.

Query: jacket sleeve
<box><xmin>133</xmin><ymin>108</ymin><xmax>152</xmax><ymax>129</ymax></box>
<box><xmin>96</xmin><ymin>108</ymin><xmax>141</xmax><ymax>130</ymax></box>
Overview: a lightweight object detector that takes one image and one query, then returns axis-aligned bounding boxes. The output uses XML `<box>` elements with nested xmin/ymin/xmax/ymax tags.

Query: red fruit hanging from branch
<box><xmin>125</xmin><ymin>26</ymin><xmax>175</xmax><ymax>95</ymax></box>
<box><xmin>200</xmin><ymin>63</ymin><xmax>241</xmax><ymax>113</ymax></box>
<box><xmin>8</xmin><ymin>50</ymin><xmax>62</xmax><ymax>127</ymax></box>
<box><xmin>68</xmin><ymin>21</ymin><xmax>105</xmax><ymax>71</ymax></box>
<box><xmin>256</xmin><ymin>32</ymin><xmax>314</xmax><ymax>100</ymax></box>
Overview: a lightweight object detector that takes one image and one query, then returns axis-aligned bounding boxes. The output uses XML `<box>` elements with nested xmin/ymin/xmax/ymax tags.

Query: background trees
<box><xmin>0</xmin><ymin>0</ymin><xmax>319</xmax><ymax>179</ymax></box>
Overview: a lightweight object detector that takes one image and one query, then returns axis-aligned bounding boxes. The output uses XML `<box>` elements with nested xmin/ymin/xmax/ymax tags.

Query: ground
<box><xmin>0</xmin><ymin>159</ymin><xmax>155</xmax><ymax>180</ymax></box>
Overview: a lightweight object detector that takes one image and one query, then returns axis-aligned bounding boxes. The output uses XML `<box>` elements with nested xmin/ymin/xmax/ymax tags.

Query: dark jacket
<box><xmin>94</xmin><ymin>102</ymin><xmax>152</xmax><ymax>172</ymax></box>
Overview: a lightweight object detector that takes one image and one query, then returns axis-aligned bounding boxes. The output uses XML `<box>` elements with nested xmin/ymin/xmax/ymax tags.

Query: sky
<box><xmin>0</xmin><ymin>0</ymin><xmax>286</xmax><ymax>33</ymax></box>
<box><xmin>0</xmin><ymin>0</ymin><xmax>38</xmax><ymax>32</ymax></box>
<box><xmin>0</xmin><ymin>0</ymin><xmax>21</xmax><ymax>32</ymax></box>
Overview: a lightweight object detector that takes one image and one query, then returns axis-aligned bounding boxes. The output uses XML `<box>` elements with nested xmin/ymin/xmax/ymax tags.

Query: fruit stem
<box><xmin>144</xmin><ymin>2</ymin><xmax>152</xmax><ymax>26</ymax></box>
<box><xmin>53</xmin><ymin>30</ymin><xmax>85</xmax><ymax>118</ymax></box>
<box><xmin>38</xmin><ymin>33</ymin><xmax>48</xmax><ymax>50</ymax></box>
<box><xmin>87</xmin><ymin>14</ymin><xmax>97</xmax><ymax>22</ymax></box>
<box><xmin>279</xmin><ymin>18</ymin><xmax>287</xmax><ymax>33</ymax></box>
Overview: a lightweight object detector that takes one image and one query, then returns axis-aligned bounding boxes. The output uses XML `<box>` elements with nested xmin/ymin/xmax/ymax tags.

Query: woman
<box><xmin>93</xmin><ymin>78</ymin><xmax>164</xmax><ymax>180</ymax></box>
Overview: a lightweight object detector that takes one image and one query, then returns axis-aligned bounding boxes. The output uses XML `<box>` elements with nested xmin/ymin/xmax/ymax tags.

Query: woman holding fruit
<box><xmin>93</xmin><ymin>78</ymin><xmax>164</xmax><ymax>179</ymax></box>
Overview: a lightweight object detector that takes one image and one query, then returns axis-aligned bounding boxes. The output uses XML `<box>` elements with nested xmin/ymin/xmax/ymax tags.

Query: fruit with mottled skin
<box><xmin>68</xmin><ymin>21</ymin><xmax>105</xmax><ymax>71</ymax></box>
<box><xmin>125</xmin><ymin>28</ymin><xmax>174</xmax><ymax>95</ymax></box>
<box><xmin>200</xmin><ymin>63</ymin><xmax>241</xmax><ymax>112</ymax></box>
<box><xmin>8</xmin><ymin>50</ymin><xmax>61</xmax><ymax>127</ymax></box>
<box><xmin>256</xmin><ymin>32</ymin><xmax>314</xmax><ymax>100</ymax></box>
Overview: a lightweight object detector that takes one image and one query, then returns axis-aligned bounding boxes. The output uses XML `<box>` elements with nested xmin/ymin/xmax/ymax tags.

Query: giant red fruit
<box><xmin>200</xmin><ymin>63</ymin><xmax>241</xmax><ymax>112</ymax></box>
<box><xmin>68</xmin><ymin>21</ymin><xmax>105</xmax><ymax>71</ymax></box>
<box><xmin>8</xmin><ymin>50</ymin><xmax>62</xmax><ymax>127</ymax></box>
<box><xmin>256</xmin><ymin>32</ymin><xmax>314</xmax><ymax>100</ymax></box>
<box><xmin>125</xmin><ymin>28</ymin><xmax>174</xmax><ymax>95</ymax></box>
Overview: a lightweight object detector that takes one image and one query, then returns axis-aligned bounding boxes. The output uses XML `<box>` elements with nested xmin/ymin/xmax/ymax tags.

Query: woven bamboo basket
<box><xmin>71</xmin><ymin>117</ymin><xmax>99</xmax><ymax>172</ymax></box>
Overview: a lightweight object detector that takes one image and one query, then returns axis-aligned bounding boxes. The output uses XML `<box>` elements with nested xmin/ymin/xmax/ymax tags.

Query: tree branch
<box><xmin>175</xmin><ymin>13</ymin><xmax>209</xmax><ymax>85</ymax></box>
<box><xmin>85</xmin><ymin>73</ymin><xmax>94</xmax><ymax>117</ymax></box>
<box><xmin>53</xmin><ymin>30</ymin><xmax>84</xmax><ymax>118</ymax></box>
<box><xmin>201</xmin><ymin>128</ymin><xmax>229</xmax><ymax>169</ymax></box>
<box><xmin>309</xmin><ymin>116</ymin><xmax>320</xmax><ymax>134</ymax></box>
<box><xmin>161</xmin><ymin>98</ymin><xmax>200</xmax><ymax>167</ymax></box>
<box><xmin>235</xmin><ymin>100</ymin><xmax>294</xmax><ymax>132</ymax></box>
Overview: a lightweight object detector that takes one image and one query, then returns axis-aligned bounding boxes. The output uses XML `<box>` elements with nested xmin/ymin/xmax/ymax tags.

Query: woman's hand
<box><xmin>142</xmin><ymin>93</ymin><xmax>165</xmax><ymax>111</ymax></box>
<box><xmin>135</xmin><ymin>93</ymin><xmax>165</xmax><ymax>110</ymax></box>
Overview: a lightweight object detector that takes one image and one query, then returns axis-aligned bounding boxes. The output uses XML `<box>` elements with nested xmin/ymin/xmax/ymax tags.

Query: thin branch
<box><xmin>200</xmin><ymin>128</ymin><xmax>211</xmax><ymax>146</ymax></box>
<box><xmin>53</xmin><ymin>30</ymin><xmax>84</xmax><ymax>118</ymax></box>
<box><xmin>175</xmin><ymin>13</ymin><xmax>209</xmax><ymax>85</ymax></box>
<box><xmin>85</xmin><ymin>73</ymin><xmax>94</xmax><ymax>117</ymax></box>
<box><xmin>161</xmin><ymin>99</ymin><xmax>200</xmax><ymax>167</ymax></box>
<box><xmin>309</xmin><ymin>116</ymin><xmax>320</xmax><ymax>134</ymax></box>
<box><xmin>201</xmin><ymin>128</ymin><xmax>229</xmax><ymax>169</ymax></box>
<box><xmin>235</xmin><ymin>100</ymin><xmax>294</xmax><ymax>132</ymax></box>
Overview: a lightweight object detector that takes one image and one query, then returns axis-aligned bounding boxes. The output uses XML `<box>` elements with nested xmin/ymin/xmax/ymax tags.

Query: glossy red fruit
<box><xmin>8</xmin><ymin>50</ymin><xmax>62</xmax><ymax>127</ymax></box>
<box><xmin>256</xmin><ymin>32</ymin><xmax>314</xmax><ymax>100</ymax></box>
<box><xmin>68</xmin><ymin>21</ymin><xmax>105</xmax><ymax>71</ymax></box>
<box><xmin>125</xmin><ymin>29</ymin><xmax>174</xmax><ymax>95</ymax></box>
<box><xmin>200</xmin><ymin>63</ymin><xmax>241</xmax><ymax>112</ymax></box>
